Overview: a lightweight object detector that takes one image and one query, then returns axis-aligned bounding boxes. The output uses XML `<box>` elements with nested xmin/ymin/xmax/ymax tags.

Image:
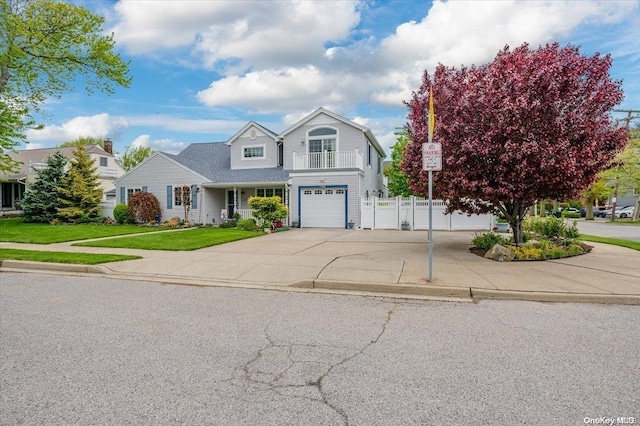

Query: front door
<box><xmin>227</xmin><ymin>190</ymin><xmax>236</xmax><ymax>217</ymax></box>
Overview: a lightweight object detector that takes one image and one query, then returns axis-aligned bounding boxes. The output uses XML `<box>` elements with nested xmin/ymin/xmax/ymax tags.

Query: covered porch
<box><xmin>201</xmin><ymin>180</ymin><xmax>291</xmax><ymax>224</ymax></box>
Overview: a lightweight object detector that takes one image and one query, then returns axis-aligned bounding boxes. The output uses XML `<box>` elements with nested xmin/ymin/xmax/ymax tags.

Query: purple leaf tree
<box><xmin>402</xmin><ymin>43</ymin><xmax>628</xmax><ymax>244</ymax></box>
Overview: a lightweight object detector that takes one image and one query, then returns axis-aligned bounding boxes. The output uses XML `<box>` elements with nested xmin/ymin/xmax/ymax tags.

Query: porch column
<box><xmin>233</xmin><ymin>187</ymin><xmax>238</xmax><ymax>213</ymax></box>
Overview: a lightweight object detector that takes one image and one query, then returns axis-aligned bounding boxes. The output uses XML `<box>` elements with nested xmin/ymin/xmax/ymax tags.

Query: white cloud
<box><xmin>25</xmin><ymin>142</ymin><xmax>46</xmax><ymax>150</ymax></box>
<box><xmin>111</xmin><ymin>0</ymin><xmax>360</xmax><ymax>69</ymax></box>
<box><xmin>129</xmin><ymin>134</ymin><xmax>185</xmax><ymax>154</ymax></box>
<box><xmin>26</xmin><ymin>113</ymin><xmax>130</xmax><ymax>143</ymax></box>
<box><xmin>104</xmin><ymin>0</ymin><xmax>639</xmax><ymax>156</ymax></box>
<box><xmin>127</xmin><ymin>115</ymin><xmax>246</xmax><ymax>135</ymax></box>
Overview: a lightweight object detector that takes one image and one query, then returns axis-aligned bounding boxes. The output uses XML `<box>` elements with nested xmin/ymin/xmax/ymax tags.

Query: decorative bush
<box><xmin>248</xmin><ymin>196</ymin><xmax>288</xmax><ymax>229</ymax></box>
<box><xmin>471</xmin><ymin>232</ymin><xmax>509</xmax><ymax>251</ymax></box>
<box><xmin>127</xmin><ymin>191</ymin><xmax>161</xmax><ymax>223</ymax></box>
<box><xmin>218</xmin><ymin>221</ymin><xmax>236</xmax><ymax>228</ymax></box>
<box><xmin>523</xmin><ymin>216</ymin><xmax>578</xmax><ymax>239</ymax></box>
<box><xmin>237</xmin><ymin>218</ymin><xmax>258</xmax><ymax>231</ymax></box>
<box><xmin>113</xmin><ymin>203</ymin><xmax>132</xmax><ymax>224</ymax></box>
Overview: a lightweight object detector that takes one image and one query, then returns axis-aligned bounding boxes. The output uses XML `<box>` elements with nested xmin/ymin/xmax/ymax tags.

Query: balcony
<box><xmin>98</xmin><ymin>167</ymin><xmax>119</xmax><ymax>178</ymax></box>
<box><xmin>293</xmin><ymin>149</ymin><xmax>363</xmax><ymax>170</ymax></box>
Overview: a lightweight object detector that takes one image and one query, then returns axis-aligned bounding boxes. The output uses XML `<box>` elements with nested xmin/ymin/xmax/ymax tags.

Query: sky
<box><xmin>23</xmin><ymin>0</ymin><xmax>640</xmax><ymax>158</ymax></box>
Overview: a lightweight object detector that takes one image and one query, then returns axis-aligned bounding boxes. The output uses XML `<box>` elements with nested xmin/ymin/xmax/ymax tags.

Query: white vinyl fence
<box><xmin>361</xmin><ymin>196</ymin><xmax>493</xmax><ymax>231</ymax></box>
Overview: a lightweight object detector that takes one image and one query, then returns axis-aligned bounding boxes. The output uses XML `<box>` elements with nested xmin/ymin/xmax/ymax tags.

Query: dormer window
<box><xmin>243</xmin><ymin>145</ymin><xmax>265</xmax><ymax>159</ymax></box>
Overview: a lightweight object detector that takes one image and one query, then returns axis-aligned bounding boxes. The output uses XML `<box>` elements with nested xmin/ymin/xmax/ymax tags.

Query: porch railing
<box><xmin>236</xmin><ymin>209</ymin><xmax>253</xmax><ymax>220</ymax></box>
<box><xmin>292</xmin><ymin>149</ymin><xmax>363</xmax><ymax>170</ymax></box>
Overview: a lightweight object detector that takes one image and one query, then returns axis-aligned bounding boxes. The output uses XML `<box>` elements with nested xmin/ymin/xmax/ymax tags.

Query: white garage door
<box><xmin>300</xmin><ymin>188</ymin><xmax>346</xmax><ymax>228</ymax></box>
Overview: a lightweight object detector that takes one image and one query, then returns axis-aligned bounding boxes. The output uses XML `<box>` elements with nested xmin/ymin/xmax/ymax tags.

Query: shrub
<box><xmin>523</xmin><ymin>216</ymin><xmax>578</xmax><ymax>239</ymax></box>
<box><xmin>113</xmin><ymin>203</ymin><xmax>132</xmax><ymax>224</ymax></box>
<box><xmin>248</xmin><ymin>196</ymin><xmax>288</xmax><ymax>229</ymax></box>
<box><xmin>561</xmin><ymin>211</ymin><xmax>581</xmax><ymax>218</ymax></box>
<box><xmin>237</xmin><ymin>218</ymin><xmax>258</xmax><ymax>231</ymax></box>
<box><xmin>219</xmin><ymin>221</ymin><xmax>237</xmax><ymax>228</ymax></box>
<box><xmin>472</xmin><ymin>232</ymin><xmax>508</xmax><ymax>251</ymax></box>
<box><xmin>510</xmin><ymin>246</ymin><xmax>543</xmax><ymax>260</ymax></box>
<box><xmin>128</xmin><ymin>191</ymin><xmax>161</xmax><ymax>223</ymax></box>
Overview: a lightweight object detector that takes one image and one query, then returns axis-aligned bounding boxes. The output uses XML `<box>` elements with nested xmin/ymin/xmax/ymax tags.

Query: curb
<box><xmin>471</xmin><ymin>288</ymin><xmax>640</xmax><ymax>305</ymax></box>
<box><xmin>0</xmin><ymin>260</ymin><xmax>105</xmax><ymax>274</ymax></box>
<box><xmin>291</xmin><ymin>279</ymin><xmax>472</xmax><ymax>299</ymax></box>
<box><xmin>2</xmin><ymin>262</ymin><xmax>639</xmax><ymax>305</ymax></box>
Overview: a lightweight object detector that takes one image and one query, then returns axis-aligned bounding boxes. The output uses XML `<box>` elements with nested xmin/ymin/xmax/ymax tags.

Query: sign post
<box><xmin>423</xmin><ymin>87</ymin><xmax>440</xmax><ymax>281</ymax></box>
<box><xmin>422</xmin><ymin>142</ymin><xmax>442</xmax><ymax>281</ymax></box>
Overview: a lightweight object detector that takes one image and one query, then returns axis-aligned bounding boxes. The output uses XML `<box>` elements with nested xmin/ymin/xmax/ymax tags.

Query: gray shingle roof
<box><xmin>167</xmin><ymin>142</ymin><xmax>289</xmax><ymax>184</ymax></box>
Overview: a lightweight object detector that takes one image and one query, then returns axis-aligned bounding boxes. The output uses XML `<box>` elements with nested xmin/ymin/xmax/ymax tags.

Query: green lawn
<box><xmin>0</xmin><ymin>218</ymin><xmax>163</xmax><ymax>244</ymax></box>
<box><xmin>580</xmin><ymin>235</ymin><xmax>640</xmax><ymax>251</ymax></box>
<box><xmin>0</xmin><ymin>249</ymin><xmax>141</xmax><ymax>264</ymax></box>
<box><xmin>73</xmin><ymin>227</ymin><xmax>264</xmax><ymax>250</ymax></box>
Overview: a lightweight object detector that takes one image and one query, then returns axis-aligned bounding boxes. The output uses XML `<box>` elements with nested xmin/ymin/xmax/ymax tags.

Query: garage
<box><xmin>300</xmin><ymin>187</ymin><xmax>347</xmax><ymax>228</ymax></box>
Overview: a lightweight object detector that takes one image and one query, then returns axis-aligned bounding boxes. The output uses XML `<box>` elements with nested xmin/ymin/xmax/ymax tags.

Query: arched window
<box><xmin>308</xmin><ymin>127</ymin><xmax>337</xmax><ymax>154</ymax></box>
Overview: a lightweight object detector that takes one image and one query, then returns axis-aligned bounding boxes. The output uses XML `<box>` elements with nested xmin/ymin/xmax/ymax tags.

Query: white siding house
<box><xmin>115</xmin><ymin>108</ymin><xmax>386</xmax><ymax>228</ymax></box>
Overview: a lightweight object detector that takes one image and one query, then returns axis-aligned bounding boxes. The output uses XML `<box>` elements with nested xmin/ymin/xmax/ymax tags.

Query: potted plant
<box><xmin>348</xmin><ymin>219</ymin><xmax>355</xmax><ymax>229</ymax></box>
<box><xmin>495</xmin><ymin>216</ymin><xmax>510</xmax><ymax>233</ymax></box>
<box><xmin>401</xmin><ymin>220</ymin><xmax>410</xmax><ymax>231</ymax></box>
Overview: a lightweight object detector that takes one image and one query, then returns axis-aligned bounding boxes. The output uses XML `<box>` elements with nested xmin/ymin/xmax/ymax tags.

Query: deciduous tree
<box><xmin>403</xmin><ymin>43</ymin><xmax>628</xmax><ymax>243</ymax></box>
<box><xmin>384</xmin><ymin>130</ymin><xmax>413</xmax><ymax>197</ymax></box>
<box><xmin>0</xmin><ymin>0</ymin><xmax>130</xmax><ymax>172</ymax></box>
<box><xmin>122</xmin><ymin>145</ymin><xmax>155</xmax><ymax>171</ymax></box>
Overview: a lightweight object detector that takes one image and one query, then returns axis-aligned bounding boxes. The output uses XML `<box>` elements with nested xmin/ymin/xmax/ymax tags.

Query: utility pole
<box><xmin>613</xmin><ymin>109</ymin><xmax>640</xmax><ymax>129</ymax></box>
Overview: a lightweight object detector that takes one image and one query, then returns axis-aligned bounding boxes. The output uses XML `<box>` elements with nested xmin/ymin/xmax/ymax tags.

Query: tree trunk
<box><xmin>585</xmin><ymin>203</ymin><xmax>594</xmax><ymax>220</ymax></box>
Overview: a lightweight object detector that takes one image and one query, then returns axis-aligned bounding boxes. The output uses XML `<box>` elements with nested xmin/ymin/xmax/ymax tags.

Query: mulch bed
<box><xmin>468</xmin><ymin>242</ymin><xmax>593</xmax><ymax>260</ymax></box>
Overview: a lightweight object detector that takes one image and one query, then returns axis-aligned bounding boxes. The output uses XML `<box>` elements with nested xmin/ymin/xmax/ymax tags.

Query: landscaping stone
<box><xmin>484</xmin><ymin>244</ymin><xmax>515</xmax><ymax>262</ymax></box>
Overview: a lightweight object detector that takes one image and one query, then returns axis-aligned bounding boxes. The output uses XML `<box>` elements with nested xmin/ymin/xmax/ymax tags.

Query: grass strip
<box><xmin>0</xmin><ymin>249</ymin><xmax>142</xmax><ymax>265</ymax></box>
<box><xmin>580</xmin><ymin>235</ymin><xmax>640</xmax><ymax>251</ymax></box>
<box><xmin>0</xmin><ymin>218</ymin><xmax>161</xmax><ymax>244</ymax></box>
<box><xmin>73</xmin><ymin>227</ymin><xmax>264</xmax><ymax>251</ymax></box>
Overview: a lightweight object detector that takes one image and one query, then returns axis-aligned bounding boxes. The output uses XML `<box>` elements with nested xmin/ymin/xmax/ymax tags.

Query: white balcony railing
<box><xmin>292</xmin><ymin>149</ymin><xmax>363</xmax><ymax>170</ymax></box>
<box><xmin>98</xmin><ymin>167</ymin><xmax>119</xmax><ymax>178</ymax></box>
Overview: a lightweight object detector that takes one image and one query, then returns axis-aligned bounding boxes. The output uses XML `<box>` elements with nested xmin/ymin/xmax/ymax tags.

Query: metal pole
<box><xmin>428</xmin><ymin>170</ymin><xmax>433</xmax><ymax>281</ymax></box>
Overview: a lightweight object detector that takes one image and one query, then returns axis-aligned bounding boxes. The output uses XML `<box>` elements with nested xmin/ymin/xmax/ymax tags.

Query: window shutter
<box><xmin>120</xmin><ymin>187</ymin><xmax>125</xmax><ymax>203</ymax></box>
<box><xmin>142</xmin><ymin>186</ymin><xmax>148</xmax><ymax>192</ymax></box>
<box><xmin>191</xmin><ymin>184</ymin><xmax>197</xmax><ymax>209</ymax></box>
<box><xmin>167</xmin><ymin>185</ymin><xmax>172</xmax><ymax>208</ymax></box>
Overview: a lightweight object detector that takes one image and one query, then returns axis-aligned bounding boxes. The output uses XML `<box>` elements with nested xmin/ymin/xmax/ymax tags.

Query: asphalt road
<box><xmin>1</xmin><ymin>273</ymin><xmax>638</xmax><ymax>425</ymax></box>
<box><xmin>576</xmin><ymin>218</ymin><xmax>640</xmax><ymax>241</ymax></box>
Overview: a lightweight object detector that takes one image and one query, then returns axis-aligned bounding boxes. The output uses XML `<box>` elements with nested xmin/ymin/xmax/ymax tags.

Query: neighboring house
<box><xmin>0</xmin><ymin>140</ymin><xmax>124</xmax><ymax>214</ymax></box>
<box><xmin>116</xmin><ymin>108</ymin><xmax>387</xmax><ymax>228</ymax></box>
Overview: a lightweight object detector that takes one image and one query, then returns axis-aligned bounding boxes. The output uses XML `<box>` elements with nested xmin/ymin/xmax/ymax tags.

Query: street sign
<box><xmin>422</xmin><ymin>142</ymin><xmax>442</xmax><ymax>171</ymax></box>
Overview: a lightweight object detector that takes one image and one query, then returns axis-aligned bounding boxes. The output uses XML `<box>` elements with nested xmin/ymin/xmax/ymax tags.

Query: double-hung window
<box><xmin>126</xmin><ymin>187</ymin><xmax>142</xmax><ymax>202</ymax></box>
<box><xmin>256</xmin><ymin>188</ymin><xmax>284</xmax><ymax>200</ymax></box>
<box><xmin>174</xmin><ymin>186</ymin><xmax>191</xmax><ymax>206</ymax></box>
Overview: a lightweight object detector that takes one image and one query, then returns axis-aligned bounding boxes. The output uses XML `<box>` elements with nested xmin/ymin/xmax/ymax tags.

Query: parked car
<box><xmin>604</xmin><ymin>206</ymin><xmax>634</xmax><ymax>218</ymax></box>
<box><xmin>615</xmin><ymin>206</ymin><xmax>635</xmax><ymax>219</ymax></box>
<box><xmin>594</xmin><ymin>206</ymin><xmax>612</xmax><ymax>218</ymax></box>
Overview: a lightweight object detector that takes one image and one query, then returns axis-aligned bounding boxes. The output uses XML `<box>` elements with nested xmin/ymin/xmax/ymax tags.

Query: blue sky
<box><xmin>24</xmin><ymin>0</ymin><xmax>640</xmax><ymax>158</ymax></box>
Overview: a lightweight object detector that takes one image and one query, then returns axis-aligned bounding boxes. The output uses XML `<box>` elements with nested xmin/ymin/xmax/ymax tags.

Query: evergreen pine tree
<box><xmin>20</xmin><ymin>152</ymin><xmax>67</xmax><ymax>223</ymax></box>
<box><xmin>57</xmin><ymin>145</ymin><xmax>103</xmax><ymax>223</ymax></box>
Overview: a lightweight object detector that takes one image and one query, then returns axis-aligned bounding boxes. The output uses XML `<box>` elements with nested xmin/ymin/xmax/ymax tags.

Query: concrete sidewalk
<box><xmin>1</xmin><ymin>228</ymin><xmax>639</xmax><ymax>304</ymax></box>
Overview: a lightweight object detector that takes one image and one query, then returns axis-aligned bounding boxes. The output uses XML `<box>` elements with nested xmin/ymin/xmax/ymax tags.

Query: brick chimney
<box><xmin>103</xmin><ymin>138</ymin><xmax>113</xmax><ymax>154</ymax></box>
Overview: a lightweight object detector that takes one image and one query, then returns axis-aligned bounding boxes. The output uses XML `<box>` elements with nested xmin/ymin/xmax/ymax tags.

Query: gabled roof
<box><xmin>278</xmin><ymin>107</ymin><xmax>386</xmax><ymax>158</ymax></box>
<box><xmin>1</xmin><ymin>144</ymin><xmax>114</xmax><ymax>180</ymax></box>
<box><xmin>226</xmin><ymin>121</ymin><xmax>279</xmax><ymax>146</ymax></box>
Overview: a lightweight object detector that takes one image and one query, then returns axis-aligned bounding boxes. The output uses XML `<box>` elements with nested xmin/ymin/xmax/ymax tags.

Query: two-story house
<box><xmin>0</xmin><ymin>141</ymin><xmax>124</xmax><ymax>215</ymax></box>
<box><xmin>115</xmin><ymin>108</ymin><xmax>386</xmax><ymax>228</ymax></box>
